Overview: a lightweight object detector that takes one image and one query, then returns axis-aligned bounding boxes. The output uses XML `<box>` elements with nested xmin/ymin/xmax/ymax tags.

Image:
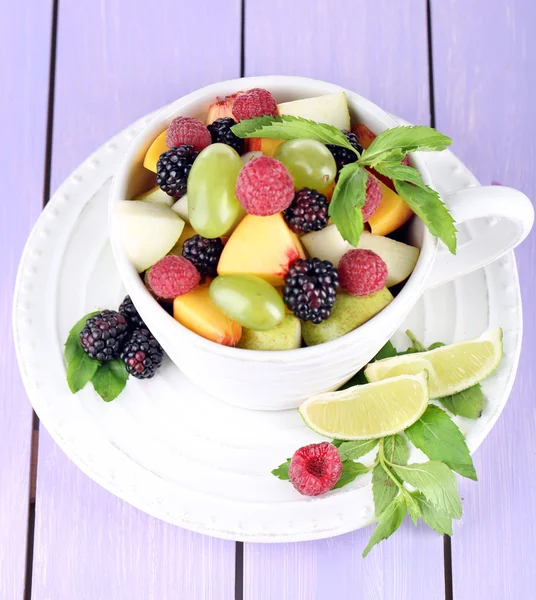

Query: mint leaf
<box><xmin>394</xmin><ymin>180</ymin><xmax>457</xmax><ymax>254</ymax></box>
<box><xmin>392</xmin><ymin>462</ymin><xmax>462</xmax><ymax>519</ymax></box>
<box><xmin>362</xmin><ymin>495</ymin><xmax>406</xmax><ymax>557</ymax></box>
<box><xmin>440</xmin><ymin>385</ymin><xmax>484</xmax><ymax>419</ymax></box>
<box><xmin>91</xmin><ymin>360</ymin><xmax>129</xmax><ymax>402</ymax></box>
<box><xmin>231</xmin><ymin>115</ymin><xmax>355</xmax><ymax>151</ymax></box>
<box><xmin>406</xmin><ymin>330</ymin><xmax>427</xmax><ymax>352</ymax></box>
<box><xmin>372</xmin><ymin>463</ymin><xmax>398</xmax><ymax>517</ymax></box>
<box><xmin>338</xmin><ymin>439</ymin><xmax>378</xmax><ymax>461</ymax></box>
<box><xmin>428</xmin><ymin>342</ymin><xmax>446</xmax><ymax>351</ymax></box>
<box><xmin>67</xmin><ymin>352</ymin><xmax>100</xmax><ymax>393</ymax></box>
<box><xmin>383</xmin><ymin>434</ymin><xmax>408</xmax><ymax>465</ymax></box>
<box><xmin>331</xmin><ymin>439</ymin><xmax>344</xmax><ymax>448</ymax></box>
<box><xmin>414</xmin><ymin>492</ymin><xmax>453</xmax><ymax>535</ymax></box>
<box><xmin>403</xmin><ymin>490</ymin><xmax>422</xmax><ymax>525</ymax></box>
<box><xmin>339</xmin><ymin>341</ymin><xmax>397</xmax><ymax>390</ymax></box>
<box><xmin>271</xmin><ymin>459</ymin><xmax>291</xmax><ymax>480</ymax></box>
<box><xmin>328</xmin><ymin>163</ymin><xmax>367</xmax><ymax>246</ymax></box>
<box><xmin>405</xmin><ymin>405</ymin><xmax>477</xmax><ymax>481</ymax></box>
<box><xmin>374</xmin><ymin>340</ymin><xmax>399</xmax><ymax>361</ymax></box>
<box><xmin>374</xmin><ymin>162</ymin><xmax>425</xmax><ymax>187</ymax></box>
<box><xmin>359</xmin><ymin>126</ymin><xmax>452</xmax><ymax>166</ymax></box>
<box><xmin>64</xmin><ymin>311</ymin><xmax>99</xmax><ymax>364</ymax></box>
<box><xmin>333</xmin><ymin>461</ymin><xmax>369</xmax><ymax>489</ymax></box>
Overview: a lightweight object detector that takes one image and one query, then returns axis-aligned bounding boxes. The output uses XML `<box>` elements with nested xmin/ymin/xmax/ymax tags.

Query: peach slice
<box><xmin>173</xmin><ymin>284</ymin><xmax>242</xmax><ymax>346</ymax></box>
<box><xmin>143</xmin><ymin>130</ymin><xmax>168</xmax><ymax>173</ymax></box>
<box><xmin>368</xmin><ymin>181</ymin><xmax>413</xmax><ymax>236</ymax></box>
<box><xmin>353</xmin><ymin>123</ymin><xmax>376</xmax><ymax>150</ymax></box>
<box><xmin>246</xmin><ymin>138</ymin><xmax>283</xmax><ymax>157</ymax></box>
<box><xmin>206</xmin><ymin>92</ymin><xmax>242</xmax><ymax>125</ymax></box>
<box><xmin>218</xmin><ymin>214</ymin><xmax>306</xmax><ymax>286</ymax></box>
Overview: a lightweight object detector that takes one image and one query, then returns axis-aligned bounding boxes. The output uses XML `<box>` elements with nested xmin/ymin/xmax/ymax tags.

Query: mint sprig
<box><xmin>232</xmin><ymin>116</ymin><xmax>457</xmax><ymax>253</ymax></box>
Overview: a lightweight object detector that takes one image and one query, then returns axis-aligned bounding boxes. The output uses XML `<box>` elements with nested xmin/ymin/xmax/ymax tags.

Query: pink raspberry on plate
<box><xmin>166</xmin><ymin>116</ymin><xmax>211</xmax><ymax>152</ymax></box>
<box><xmin>338</xmin><ymin>249</ymin><xmax>388</xmax><ymax>297</ymax></box>
<box><xmin>147</xmin><ymin>255</ymin><xmax>200</xmax><ymax>299</ymax></box>
<box><xmin>232</xmin><ymin>88</ymin><xmax>278</xmax><ymax>121</ymax></box>
<box><xmin>235</xmin><ymin>156</ymin><xmax>294</xmax><ymax>215</ymax></box>
<box><xmin>362</xmin><ymin>174</ymin><xmax>382</xmax><ymax>222</ymax></box>
<box><xmin>289</xmin><ymin>442</ymin><xmax>343</xmax><ymax>496</ymax></box>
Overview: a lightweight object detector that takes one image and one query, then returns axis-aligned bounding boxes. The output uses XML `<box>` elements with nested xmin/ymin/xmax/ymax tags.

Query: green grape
<box><xmin>209</xmin><ymin>275</ymin><xmax>285</xmax><ymax>331</ymax></box>
<box><xmin>275</xmin><ymin>139</ymin><xmax>337</xmax><ymax>190</ymax></box>
<box><xmin>188</xmin><ymin>143</ymin><xmax>245</xmax><ymax>238</ymax></box>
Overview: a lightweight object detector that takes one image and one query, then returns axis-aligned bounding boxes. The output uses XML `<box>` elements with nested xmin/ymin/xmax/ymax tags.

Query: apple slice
<box><xmin>143</xmin><ymin>130</ymin><xmax>168</xmax><ymax>173</ymax></box>
<box><xmin>171</xmin><ymin>193</ymin><xmax>189</xmax><ymax>222</ymax></box>
<box><xmin>113</xmin><ymin>201</ymin><xmax>184</xmax><ymax>272</ymax></box>
<box><xmin>302</xmin><ymin>225</ymin><xmax>419</xmax><ymax>287</ymax></box>
<box><xmin>277</xmin><ymin>92</ymin><xmax>350</xmax><ymax>130</ymax></box>
<box><xmin>302</xmin><ymin>289</ymin><xmax>393</xmax><ymax>346</ymax></box>
<box><xmin>237</xmin><ymin>314</ymin><xmax>301</xmax><ymax>350</ymax></box>
<box><xmin>218</xmin><ymin>214</ymin><xmax>306</xmax><ymax>286</ymax></box>
<box><xmin>135</xmin><ymin>185</ymin><xmax>174</xmax><ymax>207</ymax></box>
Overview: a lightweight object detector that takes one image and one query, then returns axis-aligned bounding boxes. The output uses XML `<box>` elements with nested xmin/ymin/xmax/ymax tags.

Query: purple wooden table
<box><xmin>3</xmin><ymin>0</ymin><xmax>535</xmax><ymax>598</ymax></box>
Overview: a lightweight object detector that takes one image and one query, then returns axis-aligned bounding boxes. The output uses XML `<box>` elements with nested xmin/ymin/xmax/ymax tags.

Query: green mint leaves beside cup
<box><xmin>64</xmin><ymin>311</ymin><xmax>129</xmax><ymax>402</ymax></box>
<box><xmin>232</xmin><ymin>116</ymin><xmax>457</xmax><ymax>253</ymax></box>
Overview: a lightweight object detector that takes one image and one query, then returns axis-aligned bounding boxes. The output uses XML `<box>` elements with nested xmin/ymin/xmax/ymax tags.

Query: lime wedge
<box><xmin>365</xmin><ymin>328</ymin><xmax>503</xmax><ymax>398</ymax></box>
<box><xmin>299</xmin><ymin>372</ymin><xmax>429</xmax><ymax>440</ymax></box>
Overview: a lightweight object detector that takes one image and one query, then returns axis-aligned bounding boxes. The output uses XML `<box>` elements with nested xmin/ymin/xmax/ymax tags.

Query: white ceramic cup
<box><xmin>109</xmin><ymin>76</ymin><xmax>534</xmax><ymax>410</ymax></box>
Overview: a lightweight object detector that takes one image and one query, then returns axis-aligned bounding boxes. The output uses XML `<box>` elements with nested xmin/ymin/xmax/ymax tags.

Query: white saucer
<box><xmin>13</xmin><ymin>112</ymin><xmax>521</xmax><ymax>542</ymax></box>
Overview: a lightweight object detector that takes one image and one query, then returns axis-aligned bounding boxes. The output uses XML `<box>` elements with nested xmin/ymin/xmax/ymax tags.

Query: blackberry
<box><xmin>283</xmin><ymin>258</ymin><xmax>339</xmax><ymax>324</ymax></box>
<box><xmin>284</xmin><ymin>188</ymin><xmax>329</xmax><ymax>234</ymax></box>
<box><xmin>80</xmin><ymin>310</ymin><xmax>129</xmax><ymax>361</ymax></box>
<box><xmin>207</xmin><ymin>117</ymin><xmax>244</xmax><ymax>155</ymax></box>
<box><xmin>326</xmin><ymin>131</ymin><xmax>363</xmax><ymax>173</ymax></box>
<box><xmin>156</xmin><ymin>145</ymin><xmax>198</xmax><ymax>198</ymax></box>
<box><xmin>120</xmin><ymin>328</ymin><xmax>164</xmax><ymax>379</ymax></box>
<box><xmin>118</xmin><ymin>295</ymin><xmax>145</xmax><ymax>329</ymax></box>
<box><xmin>182</xmin><ymin>234</ymin><xmax>224</xmax><ymax>277</ymax></box>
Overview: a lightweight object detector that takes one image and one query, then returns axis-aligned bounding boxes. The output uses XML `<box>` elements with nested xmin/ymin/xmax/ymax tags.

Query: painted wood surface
<box><xmin>431</xmin><ymin>0</ymin><xmax>536</xmax><ymax>597</ymax></box>
<box><xmin>0</xmin><ymin>1</ymin><xmax>52</xmax><ymax>598</ymax></box>
<box><xmin>31</xmin><ymin>2</ymin><xmax>240</xmax><ymax>599</ymax></box>
<box><xmin>243</xmin><ymin>2</ymin><xmax>445</xmax><ymax>598</ymax></box>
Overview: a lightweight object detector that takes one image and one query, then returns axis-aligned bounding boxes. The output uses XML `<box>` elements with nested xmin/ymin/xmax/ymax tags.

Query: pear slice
<box><xmin>237</xmin><ymin>314</ymin><xmax>301</xmax><ymax>350</ymax></box>
<box><xmin>135</xmin><ymin>185</ymin><xmax>174</xmax><ymax>207</ymax></box>
<box><xmin>277</xmin><ymin>92</ymin><xmax>350</xmax><ymax>130</ymax></box>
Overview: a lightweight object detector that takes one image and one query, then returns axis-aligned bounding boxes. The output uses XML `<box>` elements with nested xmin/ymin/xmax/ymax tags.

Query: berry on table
<box><xmin>232</xmin><ymin>88</ymin><xmax>278</xmax><ymax>121</ymax></box>
<box><xmin>80</xmin><ymin>310</ymin><xmax>129</xmax><ymax>361</ymax></box>
<box><xmin>207</xmin><ymin>117</ymin><xmax>244</xmax><ymax>155</ymax></box>
<box><xmin>338</xmin><ymin>249</ymin><xmax>388</xmax><ymax>296</ymax></box>
<box><xmin>326</xmin><ymin>130</ymin><xmax>363</xmax><ymax>173</ymax></box>
<box><xmin>283</xmin><ymin>258</ymin><xmax>339</xmax><ymax>324</ymax></box>
<box><xmin>120</xmin><ymin>327</ymin><xmax>164</xmax><ymax>379</ymax></box>
<box><xmin>235</xmin><ymin>156</ymin><xmax>294</xmax><ymax>216</ymax></box>
<box><xmin>182</xmin><ymin>234</ymin><xmax>224</xmax><ymax>277</ymax></box>
<box><xmin>289</xmin><ymin>442</ymin><xmax>343</xmax><ymax>496</ymax></box>
<box><xmin>147</xmin><ymin>255</ymin><xmax>201</xmax><ymax>299</ymax></box>
<box><xmin>166</xmin><ymin>116</ymin><xmax>211</xmax><ymax>152</ymax></box>
<box><xmin>119</xmin><ymin>295</ymin><xmax>146</xmax><ymax>329</ymax></box>
<box><xmin>283</xmin><ymin>188</ymin><xmax>329</xmax><ymax>234</ymax></box>
<box><xmin>362</xmin><ymin>174</ymin><xmax>382</xmax><ymax>222</ymax></box>
<box><xmin>156</xmin><ymin>145</ymin><xmax>198</xmax><ymax>198</ymax></box>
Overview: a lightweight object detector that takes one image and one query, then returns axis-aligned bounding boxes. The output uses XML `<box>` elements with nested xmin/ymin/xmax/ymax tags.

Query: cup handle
<box><xmin>426</xmin><ymin>185</ymin><xmax>534</xmax><ymax>289</ymax></box>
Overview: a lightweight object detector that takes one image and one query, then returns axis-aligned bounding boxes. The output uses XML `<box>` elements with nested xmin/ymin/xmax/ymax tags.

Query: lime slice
<box><xmin>299</xmin><ymin>372</ymin><xmax>429</xmax><ymax>440</ymax></box>
<box><xmin>365</xmin><ymin>328</ymin><xmax>503</xmax><ymax>398</ymax></box>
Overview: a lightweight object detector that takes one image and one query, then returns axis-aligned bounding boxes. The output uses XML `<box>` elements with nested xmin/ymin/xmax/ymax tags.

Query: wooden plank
<box><xmin>0</xmin><ymin>1</ymin><xmax>53</xmax><ymax>598</ymax></box>
<box><xmin>243</xmin><ymin>2</ymin><xmax>446</xmax><ymax>599</ymax></box>
<box><xmin>431</xmin><ymin>1</ymin><xmax>536</xmax><ymax>597</ymax></box>
<box><xmin>31</xmin><ymin>1</ymin><xmax>240</xmax><ymax>598</ymax></box>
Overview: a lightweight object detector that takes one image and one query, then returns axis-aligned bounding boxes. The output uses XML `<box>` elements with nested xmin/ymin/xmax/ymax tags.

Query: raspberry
<box><xmin>207</xmin><ymin>117</ymin><xmax>244</xmax><ymax>155</ymax></box>
<box><xmin>166</xmin><ymin>117</ymin><xmax>211</xmax><ymax>152</ymax></box>
<box><xmin>182</xmin><ymin>235</ymin><xmax>224</xmax><ymax>277</ymax></box>
<box><xmin>120</xmin><ymin>328</ymin><xmax>163</xmax><ymax>379</ymax></box>
<box><xmin>338</xmin><ymin>249</ymin><xmax>388</xmax><ymax>296</ymax></box>
<box><xmin>119</xmin><ymin>295</ymin><xmax>146</xmax><ymax>329</ymax></box>
<box><xmin>79</xmin><ymin>310</ymin><xmax>129</xmax><ymax>361</ymax></box>
<box><xmin>289</xmin><ymin>442</ymin><xmax>343</xmax><ymax>496</ymax></box>
<box><xmin>283</xmin><ymin>188</ymin><xmax>328</xmax><ymax>234</ymax></box>
<box><xmin>362</xmin><ymin>174</ymin><xmax>382</xmax><ymax>222</ymax></box>
<box><xmin>147</xmin><ymin>255</ymin><xmax>200</xmax><ymax>299</ymax></box>
<box><xmin>232</xmin><ymin>88</ymin><xmax>278</xmax><ymax>122</ymax></box>
<box><xmin>326</xmin><ymin>131</ymin><xmax>363</xmax><ymax>173</ymax></box>
<box><xmin>235</xmin><ymin>156</ymin><xmax>294</xmax><ymax>215</ymax></box>
<box><xmin>283</xmin><ymin>258</ymin><xmax>339</xmax><ymax>324</ymax></box>
<box><xmin>157</xmin><ymin>145</ymin><xmax>198</xmax><ymax>198</ymax></box>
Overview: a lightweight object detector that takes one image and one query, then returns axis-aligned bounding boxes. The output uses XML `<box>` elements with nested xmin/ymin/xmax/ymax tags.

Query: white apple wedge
<box><xmin>301</xmin><ymin>225</ymin><xmax>420</xmax><ymax>287</ymax></box>
<box><xmin>114</xmin><ymin>201</ymin><xmax>185</xmax><ymax>273</ymax></box>
<box><xmin>134</xmin><ymin>185</ymin><xmax>174</xmax><ymax>207</ymax></box>
<box><xmin>277</xmin><ymin>92</ymin><xmax>351</xmax><ymax>130</ymax></box>
<box><xmin>171</xmin><ymin>194</ymin><xmax>189</xmax><ymax>223</ymax></box>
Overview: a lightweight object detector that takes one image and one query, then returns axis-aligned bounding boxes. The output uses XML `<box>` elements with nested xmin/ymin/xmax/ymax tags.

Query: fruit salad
<box><xmin>115</xmin><ymin>88</ymin><xmax>425</xmax><ymax>350</ymax></box>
